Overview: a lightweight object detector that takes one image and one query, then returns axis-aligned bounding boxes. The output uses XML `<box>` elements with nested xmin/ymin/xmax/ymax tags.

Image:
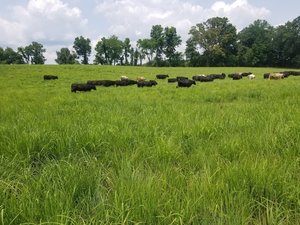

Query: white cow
<box><xmin>120</xmin><ymin>75</ymin><xmax>128</xmax><ymax>81</ymax></box>
<box><xmin>137</xmin><ymin>77</ymin><xmax>145</xmax><ymax>82</ymax></box>
<box><xmin>269</xmin><ymin>73</ymin><xmax>284</xmax><ymax>80</ymax></box>
<box><xmin>248</xmin><ymin>74</ymin><xmax>256</xmax><ymax>80</ymax></box>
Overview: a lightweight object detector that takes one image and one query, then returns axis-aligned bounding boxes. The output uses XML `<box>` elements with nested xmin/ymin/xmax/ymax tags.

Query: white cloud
<box><xmin>0</xmin><ymin>0</ymin><xmax>88</xmax><ymax>47</ymax></box>
<box><xmin>95</xmin><ymin>0</ymin><xmax>271</xmax><ymax>41</ymax></box>
<box><xmin>211</xmin><ymin>0</ymin><xmax>271</xmax><ymax>29</ymax></box>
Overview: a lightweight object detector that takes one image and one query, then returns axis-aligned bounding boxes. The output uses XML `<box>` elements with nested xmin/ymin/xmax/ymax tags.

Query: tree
<box><xmin>133</xmin><ymin>48</ymin><xmax>139</xmax><ymax>66</ymax></box>
<box><xmin>18</xmin><ymin>42</ymin><xmax>46</xmax><ymax>64</ymax></box>
<box><xmin>55</xmin><ymin>48</ymin><xmax>77</xmax><ymax>64</ymax></box>
<box><xmin>0</xmin><ymin>47</ymin><xmax>24</xmax><ymax>64</ymax></box>
<box><xmin>136</xmin><ymin>41</ymin><xmax>146</xmax><ymax>66</ymax></box>
<box><xmin>150</xmin><ymin>25</ymin><xmax>165</xmax><ymax>66</ymax></box>
<box><xmin>188</xmin><ymin>17</ymin><xmax>237</xmax><ymax>67</ymax></box>
<box><xmin>164</xmin><ymin>26</ymin><xmax>182</xmax><ymax>66</ymax></box>
<box><xmin>273</xmin><ymin>16</ymin><xmax>300</xmax><ymax>67</ymax></box>
<box><xmin>130</xmin><ymin>47</ymin><xmax>134</xmax><ymax>66</ymax></box>
<box><xmin>0</xmin><ymin>47</ymin><xmax>4</xmax><ymax>63</ymax></box>
<box><xmin>73</xmin><ymin>36</ymin><xmax>91</xmax><ymax>64</ymax></box>
<box><xmin>185</xmin><ymin>37</ymin><xmax>202</xmax><ymax>67</ymax></box>
<box><xmin>94</xmin><ymin>35</ymin><xmax>124</xmax><ymax>65</ymax></box>
<box><xmin>123</xmin><ymin>38</ymin><xmax>131</xmax><ymax>65</ymax></box>
<box><xmin>237</xmin><ymin>19</ymin><xmax>274</xmax><ymax>67</ymax></box>
<box><xmin>137</xmin><ymin>38</ymin><xmax>155</xmax><ymax>66</ymax></box>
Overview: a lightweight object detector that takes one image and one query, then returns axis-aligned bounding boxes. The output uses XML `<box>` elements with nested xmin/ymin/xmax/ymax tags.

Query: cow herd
<box><xmin>43</xmin><ymin>70</ymin><xmax>300</xmax><ymax>93</ymax></box>
<box><xmin>263</xmin><ymin>71</ymin><xmax>300</xmax><ymax>79</ymax></box>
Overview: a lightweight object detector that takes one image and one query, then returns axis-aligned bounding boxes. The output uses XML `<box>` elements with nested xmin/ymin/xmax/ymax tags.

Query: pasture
<box><xmin>1</xmin><ymin>64</ymin><xmax>300</xmax><ymax>224</ymax></box>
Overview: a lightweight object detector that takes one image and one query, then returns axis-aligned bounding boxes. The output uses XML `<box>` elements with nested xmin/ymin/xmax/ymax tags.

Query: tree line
<box><xmin>1</xmin><ymin>16</ymin><xmax>300</xmax><ymax>68</ymax></box>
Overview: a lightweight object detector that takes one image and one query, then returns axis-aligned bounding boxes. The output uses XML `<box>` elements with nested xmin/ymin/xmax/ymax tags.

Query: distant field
<box><xmin>1</xmin><ymin>65</ymin><xmax>300</xmax><ymax>224</ymax></box>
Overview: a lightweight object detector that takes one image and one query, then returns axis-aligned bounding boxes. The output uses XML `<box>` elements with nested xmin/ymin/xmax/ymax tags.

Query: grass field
<box><xmin>1</xmin><ymin>64</ymin><xmax>300</xmax><ymax>224</ymax></box>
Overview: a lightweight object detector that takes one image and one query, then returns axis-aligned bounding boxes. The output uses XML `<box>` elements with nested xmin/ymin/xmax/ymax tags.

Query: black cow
<box><xmin>156</xmin><ymin>74</ymin><xmax>169</xmax><ymax>79</ymax></box>
<box><xmin>209</xmin><ymin>73</ymin><xmax>226</xmax><ymax>79</ymax></box>
<box><xmin>137</xmin><ymin>80</ymin><xmax>158</xmax><ymax>87</ymax></box>
<box><xmin>44</xmin><ymin>75</ymin><xmax>58</xmax><ymax>80</ymax></box>
<box><xmin>115</xmin><ymin>79</ymin><xmax>137</xmax><ymax>86</ymax></box>
<box><xmin>192</xmin><ymin>76</ymin><xmax>213</xmax><ymax>82</ymax></box>
<box><xmin>168</xmin><ymin>78</ymin><xmax>178</xmax><ymax>83</ymax></box>
<box><xmin>232</xmin><ymin>74</ymin><xmax>242</xmax><ymax>80</ymax></box>
<box><xmin>241</xmin><ymin>72</ymin><xmax>252</xmax><ymax>77</ymax></box>
<box><xmin>176</xmin><ymin>79</ymin><xmax>196</xmax><ymax>88</ymax></box>
<box><xmin>71</xmin><ymin>83</ymin><xmax>96</xmax><ymax>92</ymax></box>
<box><xmin>176</xmin><ymin>76</ymin><xmax>189</xmax><ymax>81</ymax></box>
<box><xmin>200</xmin><ymin>76</ymin><xmax>214</xmax><ymax>82</ymax></box>
<box><xmin>192</xmin><ymin>75</ymin><xmax>204</xmax><ymax>81</ymax></box>
<box><xmin>87</xmin><ymin>80</ymin><xmax>115</xmax><ymax>87</ymax></box>
<box><xmin>87</xmin><ymin>80</ymin><xmax>97</xmax><ymax>85</ymax></box>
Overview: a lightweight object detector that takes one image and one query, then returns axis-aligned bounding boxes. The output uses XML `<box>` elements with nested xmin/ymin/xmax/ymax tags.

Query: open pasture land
<box><xmin>1</xmin><ymin>65</ymin><xmax>300</xmax><ymax>224</ymax></box>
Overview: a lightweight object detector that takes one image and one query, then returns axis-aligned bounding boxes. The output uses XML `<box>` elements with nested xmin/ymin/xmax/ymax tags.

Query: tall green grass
<box><xmin>1</xmin><ymin>65</ymin><xmax>300</xmax><ymax>224</ymax></box>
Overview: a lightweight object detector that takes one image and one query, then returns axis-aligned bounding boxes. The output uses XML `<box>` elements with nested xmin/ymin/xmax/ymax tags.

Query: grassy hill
<box><xmin>1</xmin><ymin>65</ymin><xmax>300</xmax><ymax>224</ymax></box>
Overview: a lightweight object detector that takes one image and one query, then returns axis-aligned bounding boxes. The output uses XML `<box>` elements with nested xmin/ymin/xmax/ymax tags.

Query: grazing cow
<box><xmin>209</xmin><ymin>73</ymin><xmax>226</xmax><ymax>79</ymax></box>
<box><xmin>176</xmin><ymin>76</ymin><xmax>189</xmax><ymax>81</ymax></box>
<box><xmin>232</xmin><ymin>74</ymin><xmax>242</xmax><ymax>80</ymax></box>
<box><xmin>102</xmin><ymin>80</ymin><xmax>116</xmax><ymax>87</ymax></box>
<box><xmin>235</xmin><ymin>72</ymin><xmax>251</xmax><ymax>77</ymax></box>
<box><xmin>272</xmin><ymin>71</ymin><xmax>291</xmax><ymax>77</ymax></box>
<box><xmin>200</xmin><ymin>76</ymin><xmax>214</xmax><ymax>82</ymax></box>
<box><xmin>176</xmin><ymin>79</ymin><xmax>196</xmax><ymax>88</ymax></box>
<box><xmin>193</xmin><ymin>74</ymin><xmax>206</xmax><ymax>81</ymax></box>
<box><xmin>290</xmin><ymin>71</ymin><xmax>300</xmax><ymax>76</ymax></box>
<box><xmin>120</xmin><ymin>75</ymin><xmax>128</xmax><ymax>80</ymax></box>
<box><xmin>115</xmin><ymin>79</ymin><xmax>137</xmax><ymax>86</ymax></box>
<box><xmin>248</xmin><ymin>74</ymin><xmax>256</xmax><ymax>80</ymax></box>
<box><xmin>137</xmin><ymin>80</ymin><xmax>157</xmax><ymax>87</ymax></box>
<box><xmin>269</xmin><ymin>73</ymin><xmax>284</xmax><ymax>80</ymax></box>
<box><xmin>87</xmin><ymin>80</ymin><xmax>97</xmax><ymax>85</ymax></box>
<box><xmin>156</xmin><ymin>74</ymin><xmax>169</xmax><ymax>79</ymax></box>
<box><xmin>87</xmin><ymin>80</ymin><xmax>115</xmax><ymax>87</ymax></box>
<box><xmin>192</xmin><ymin>75</ymin><xmax>202</xmax><ymax>81</ymax></box>
<box><xmin>44</xmin><ymin>75</ymin><xmax>58</xmax><ymax>80</ymax></box>
<box><xmin>168</xmin><ymin>78</ymin><xmax>177</xmax><ymax>83</ymax></box>
<box><xmin>137</xmin><ymin>77</ymin><xmax>146</xmax><ymax>82</ymax></box>
<box><xmin>242</xmin><ymin>72</ymin><xmax>252</xmax><ymax>77</ymax></box>
<box><xmin>71</xmin><ymin>83</ymin><xmax>96</xmax><ymax>93</ymax></box>
<box><xmin>193</xmin><ymin>75</ymin><xmax>213</xmax><ymax>82</ymax></box>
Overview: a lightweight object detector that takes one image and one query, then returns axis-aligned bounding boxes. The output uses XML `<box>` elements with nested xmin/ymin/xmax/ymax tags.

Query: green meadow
<box><xmin>1</xmin><ymin>64</ymin><xmax>300</xmax><ymax>224</ymax></box>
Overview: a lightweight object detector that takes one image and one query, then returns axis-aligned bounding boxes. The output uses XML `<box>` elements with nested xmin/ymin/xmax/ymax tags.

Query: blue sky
<box><xmin>0</xmin><ymin>0</ymin><xmax>299</xmax><ymax>64</ymax></box>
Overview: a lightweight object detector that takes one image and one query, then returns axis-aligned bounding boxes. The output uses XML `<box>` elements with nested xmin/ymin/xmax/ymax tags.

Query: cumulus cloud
<box><xmin>0</xmin><ymin>0</ymin><xmax>88</xmax><ymax>63</ymax></box>
<box><xmin>95</xmin><ymin>0</ymin><xmax>271</xmax><ymax>41</ymax></box>
<box><xmin>211</xmin><ymin>0</ymin><xmax>271</xmax><ymax>30</ymax></box>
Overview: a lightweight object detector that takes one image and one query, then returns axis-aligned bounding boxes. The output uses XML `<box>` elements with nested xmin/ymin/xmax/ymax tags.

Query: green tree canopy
<box><xmin>188</xmin><ymin>17</ymin><xmax>237</xmax><ymax>67</ymax></box>
<box><xmin>123</xmin><ymin>38</ymin><xmax>131</xmax><ymax>65</ymax></box>
<box><xmin>150</xmin><ymin>25</ymin><xmax>165</xmax><ymax>66</ymax></box>
<box><xmin>55</xmin><ymin>47</ymin><xmax>78</xmax><ymax>64</ymax></box>
<box><xmin>0</xmin><ymin>47</ymin><xmax>24</xmax><ymax>64</ymax></box>
<box><xmin>237</xmin><ymin>19</ymin><xmax>274</xmax><ymax>67</ymax></box>
<box><xmin>164</xmin><ymin>26</ymin><xmax>182</xmax><ymax>66</ymax></box>
<box><xmin>18</xmin><ymin>42</ymin><xmax>46</xmax><ymax>64</ymax></box>
<box><xmin>137</xmin><ymin>38</ymin><xmax>155</xmax><ymax>66</ymax></box>
<box><xmin>73</xmin><ymin>36</ymin><xmax>91</xmax><ymax>64</ymax></box>
<box><xmin>185</xmin><ymin>37</ymin><xmax>202</xmax><ymax>67</ymax></box>
<box><xmin>94</xmin><ymin>35</ymin><xmax>124</xmax><ymax>65</ymax></box>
